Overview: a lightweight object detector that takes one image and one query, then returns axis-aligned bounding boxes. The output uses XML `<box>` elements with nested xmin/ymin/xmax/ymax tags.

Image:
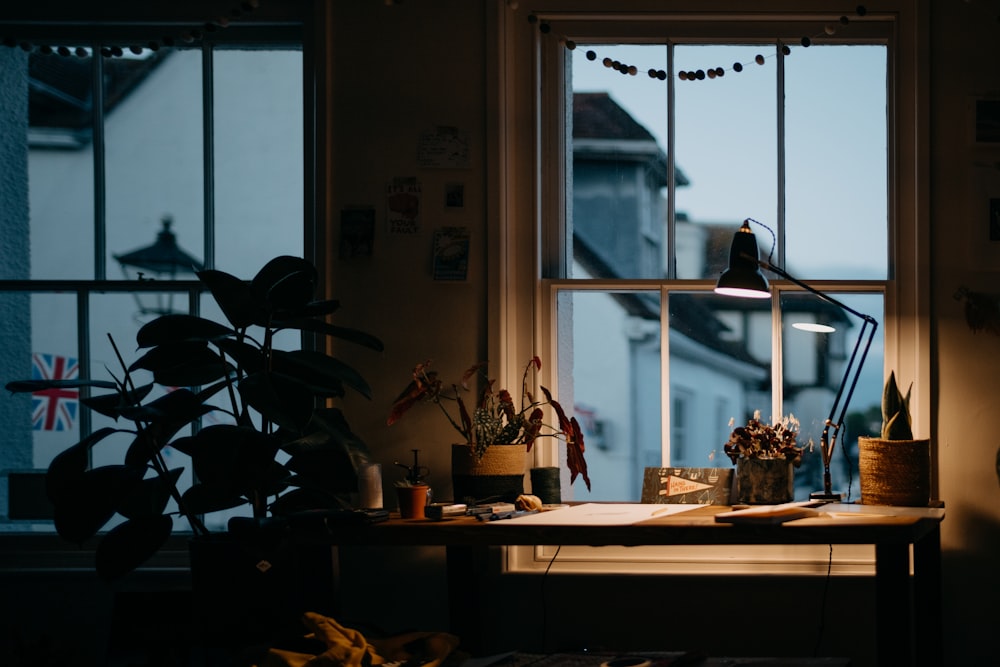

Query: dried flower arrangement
<box><xmin>724</xmin><ymin>410</ymin><xmax>805</xmax><ymax>466</ymax></box>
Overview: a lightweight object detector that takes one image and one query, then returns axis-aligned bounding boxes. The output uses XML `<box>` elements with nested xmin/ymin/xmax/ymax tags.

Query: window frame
<box><xmin>0</xmin><ymin>4</ymin><xmax>325</xmax><ymax>560</ymax></box>
<box><xmin>492</xmin><ymin>1</ymin><xmax>930</xmax><ymax>574</ymax></box>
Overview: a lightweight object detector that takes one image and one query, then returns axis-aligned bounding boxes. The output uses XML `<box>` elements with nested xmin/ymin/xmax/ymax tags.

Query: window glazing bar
<box><xmin>202</xmin><ymin>43</ymin><xmax>215</xmax><ymax>270</ymax></box>
<box><xmin>92</xmin><ymin>42</ymin><xmax>106</xmax><ymax>280</ymax></box>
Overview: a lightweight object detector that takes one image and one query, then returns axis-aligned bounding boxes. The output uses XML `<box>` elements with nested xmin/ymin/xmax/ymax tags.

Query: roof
<box><xmin>28</xmin><ymin>49</ymin><xmax>171</xmax><ymax>142</ymax></box>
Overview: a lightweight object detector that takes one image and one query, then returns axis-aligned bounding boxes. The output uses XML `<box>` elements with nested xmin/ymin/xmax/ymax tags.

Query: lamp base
<box><xmin>809</xmin><ymin>491</ymin><xmax>842</xmax><ymax>503</ymax></box>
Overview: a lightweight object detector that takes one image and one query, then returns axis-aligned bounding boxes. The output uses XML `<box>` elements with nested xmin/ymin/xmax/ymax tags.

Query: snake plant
<box><xmin>881</xmin><ymin>371</ymin><xmax>914</xmax><ymax>440</ymax></box>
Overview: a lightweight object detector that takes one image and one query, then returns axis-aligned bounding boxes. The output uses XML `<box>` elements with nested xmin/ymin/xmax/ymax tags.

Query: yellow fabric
<box><xmin>254</xmin><ymin>612</ymin><xmax>460</xmax><ymax>667</ymax></box>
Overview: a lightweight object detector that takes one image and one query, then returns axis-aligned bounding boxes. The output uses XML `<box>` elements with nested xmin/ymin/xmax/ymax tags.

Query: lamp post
<box><xmin>714</xmin><ymin>218</ymin><xmax>878</xmax><ymax>502</ymax></box>
<box><xmin>113</xmin><ymin>215</ymin><xmax>203</xmax><ymax>318</ymax></box>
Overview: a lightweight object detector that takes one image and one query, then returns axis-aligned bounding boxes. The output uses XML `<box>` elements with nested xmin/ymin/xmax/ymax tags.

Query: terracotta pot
<box><xmin>734</xmin><ymin>458</ymin><xmax>793</xmax><ymax>505</ymax></box>
<box><xmin>858</xmin><ymin>437</ymin><xmax>931</xmax><ymax>506</ymax></box>
<box><xmin>396</xmin><ymin>484</ymin><xmax>431</xmax><ymax>519</ymax></box>
<box><xmin>451</xmin><ymin>443</ymin><xmax>526</xmax><ymax>504</ymax></box>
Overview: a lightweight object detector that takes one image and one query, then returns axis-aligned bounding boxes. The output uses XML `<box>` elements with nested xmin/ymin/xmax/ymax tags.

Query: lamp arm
<box><xmin>746</xmin><ymin>254</ymin><xmax>879</xmax><ymax>498</ymax></box>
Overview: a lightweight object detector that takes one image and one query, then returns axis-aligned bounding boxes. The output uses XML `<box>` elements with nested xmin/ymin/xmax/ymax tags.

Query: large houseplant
<box><xmin>724</xmin><ymin>411</ymin><xmax>804</xmax><ymax>504</ymax></box>
<box><xmin>387</xmin><ymin>356</ymin><xmax>590</xmax><ymax>503</ymax></box>
<box><xmin>5</xmin><ymin>256</ymin><xmax>383</xmax><ymax>582</ymax></box>
<box><xmin>857</xmin><ymin>371</ymin><xmax>931</xmax><ymax>506</ymax></box>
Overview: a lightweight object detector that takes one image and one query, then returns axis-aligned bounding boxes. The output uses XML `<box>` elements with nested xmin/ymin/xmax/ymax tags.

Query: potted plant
<box><xmin>387</xmin><ymin>356</ymin><xmax>590</xmax><ymax>504</ymax></box>
<box><xmin>5</xmin><ymin>256</ymin><xmax>383</xmax><ymax>637</ymax></box>
<box><xmin>724</xmin><ymin>411</ymin><xmax>804</xmax><ymax>504</ymax></box>
<box><xmin>857</xmin><ymin>371</ymin><xmax>931</xmax><ymax>506</ymax></box>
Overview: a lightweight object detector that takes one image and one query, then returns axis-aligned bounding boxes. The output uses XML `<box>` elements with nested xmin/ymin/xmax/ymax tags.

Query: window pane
<box><xmin>780</xmin><ymin>291</ymin><xmax>884</xmax><ymax>500</ymax></box>
<box><xmin>214</xmin><ymin>49</ymin><xmax>303</xmax><ymax>271</ymax></box>
<box><xmin>785</xmin><ymin>45</ymin><xmax>888</xmax><ymax>279</ymax></box>
<box><xmin>106</xmin><ymin>48</ymin><xmax>205</xmax><ymax>282</ymax></box>
<box><xmin>28</xmin><ymin>47</ymin><xmax>96</xmax><ymax>279</ymax></box>
<box><xmin>674</xmin><ymin>44</ymin><xmax>777</xmax><ymax>278</ymax></box>
<box><xmin>558</xmin><ymin>289</ymin><xmax>661</xmax><ymax>501</ymax></box>
<box><xmin>674</xmin><ymin>291</ymin><xmax>771</xmax><ymax>469</ymax></box>
<box><xmin>571</xmin><ymin>45</ymin><xmax>669</xmax><ymax>280</ymax></box>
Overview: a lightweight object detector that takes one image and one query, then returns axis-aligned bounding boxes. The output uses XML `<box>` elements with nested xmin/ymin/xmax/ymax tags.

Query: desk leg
<box><xmin>913</xmin><ymin>526</ymin><xmax>943</xmax><ymax>667</ymax></box>
<box><xmin>874</xmin><ymin>543</ymin><xmax>912</xmax><ymax>666</ymax></box>
<box><xmin>446</xmin><ymin>545</ymin><xmax>489</xmax><ymax>656</ymax></box>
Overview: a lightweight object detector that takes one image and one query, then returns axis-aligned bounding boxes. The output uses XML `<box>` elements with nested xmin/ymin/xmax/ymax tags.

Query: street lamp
<box><xmin>114</xmin><ymin>215</ymin><xmax>203</xmax><ymax>317</ymax></box>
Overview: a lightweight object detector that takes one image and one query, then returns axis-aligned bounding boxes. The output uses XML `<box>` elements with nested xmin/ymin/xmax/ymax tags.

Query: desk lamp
<box><xmin>714</xmin><ymin>218</ymin><xmax>878</xmax><ymax>501</ymax></box>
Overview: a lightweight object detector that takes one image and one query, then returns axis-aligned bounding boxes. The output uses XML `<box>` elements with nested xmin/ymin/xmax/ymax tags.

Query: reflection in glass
<box><xmin>780</xmin><ymin>291</ymin><xmax>884</xmax><ymax>500</ymax></box>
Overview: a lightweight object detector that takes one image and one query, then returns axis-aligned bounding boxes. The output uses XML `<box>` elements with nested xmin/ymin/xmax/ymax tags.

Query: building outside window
<box><xmin>0</xmin><ymin>21</ymin><xmax>305</xmax><ymax>532</ymax></box>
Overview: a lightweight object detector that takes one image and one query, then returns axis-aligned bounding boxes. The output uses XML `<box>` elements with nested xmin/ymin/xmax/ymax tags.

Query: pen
<box><xmin>477</xmin><ymin>509</ymin><xmax>540</xmax><ymax>521</ymax></box>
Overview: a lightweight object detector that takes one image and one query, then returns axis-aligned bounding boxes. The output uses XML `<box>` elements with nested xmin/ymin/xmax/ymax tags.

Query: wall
<box><xmin>929</xmin><ymin>0</ymin><xmax>1000</xmax><ymax>663</ymax></box>
<box><xmin>330</xmin><ymin>2</ymin><xmax>1000</xmax><ymax>666</ymax></box>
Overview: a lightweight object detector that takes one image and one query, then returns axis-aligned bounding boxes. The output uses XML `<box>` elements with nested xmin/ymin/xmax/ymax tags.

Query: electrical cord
<box><xmin>540</xmin><ymin>544</ymin><xmax>562</xmax><ymax>653</ymax></box>
<box><xmin>813</xmin><ymin>543</ymin><xmax>834</xmax><ymax>656</ymax></box>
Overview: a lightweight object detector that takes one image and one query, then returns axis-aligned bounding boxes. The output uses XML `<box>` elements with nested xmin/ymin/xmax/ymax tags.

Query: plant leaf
<box><xmin>51</xmin><ymin>465</ymin><xmax>145</xmax><ymax>544</ymax></box>
<box><xmin>181</xmin><ymin>482</ymin><xmax>248</xmax><ymax>515</ymax></box>
<box><xmin>135</xmin><ymin>314</ymin><xmax>235</xmax><ymax>348</ymax></box>
<box><xmin>119</xmin><ymin>388</ymin><xmax>215</xmax><ymax>427</ymax></box>
<box><xmin>272</xmin><ymin>349</ymin><xmax>372</xmax><ymax>399</ymax></box>
<box><xmin>5</xmin><ymin>378</ymin><xmax>117</xmax><ymax>393</ymax></box>
<box><xmin>274</xmin><ymin>317</ymin><xmax>384</xmax><ymax>352</ymax></box>
<box><xmin>82</xmin><ymin>383</ymin><xmax>155</xmax><ymax>419</ymax></box>
<box><xmin>46</xmin><ymin>427</ymin><xmax>119</xmax><ymax>504</ymax></box>
<box><xmin>129</xmin><ymin>341</ymin><xmax>233</xmax><ymax>387</ymax></box>
<box><xmin>198</xmin><ymin>268</ymin><xmax>262</xmax><ymax>328</ymax></box>
<box><xmin>95</xmin><ymin>515</ymin><xmax>173</xmax><ymax>581</ymax></box>
<box><xmin>252</xmin><ymin>255</ymin><xmax>317</xmax><ymax>313</ymax></box>
<box><xmin>238</xmin><ymin>371</ymin><xmax>315</xmax><ymax>431</ymax></box>
<box><xmin>117</xmin><ymin>468</ymin><xmax>184</xmax><ymax>520</ymax></box>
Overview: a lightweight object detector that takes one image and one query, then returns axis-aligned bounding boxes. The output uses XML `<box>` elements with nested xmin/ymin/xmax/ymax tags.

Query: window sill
<box><xmin>505</xmin><ymin>543</ymin><xmax>877</xmax><ymax>576</ymax></box>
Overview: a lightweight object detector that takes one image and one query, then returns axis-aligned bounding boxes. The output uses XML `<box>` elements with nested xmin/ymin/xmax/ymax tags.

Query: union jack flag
<box><xmin>31</xmin><ymin>353</ymin><xmax>79</xmax><ymax>431</ymax></box>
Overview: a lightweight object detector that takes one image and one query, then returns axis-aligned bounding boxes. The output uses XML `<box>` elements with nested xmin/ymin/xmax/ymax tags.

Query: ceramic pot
<box><xmin>451</xmin><ymin>443</ymin><xmax>526</xmax><ymax>504</ymax></box>
<box><xmin>858</xmin><ymin>436</ymin><xmax>931</xmax><ymax>506</ymax></box>
<box><xmin>734</xmin><ymin>458</ymin><xmax>793</xmax><ymax>505</ymax></box>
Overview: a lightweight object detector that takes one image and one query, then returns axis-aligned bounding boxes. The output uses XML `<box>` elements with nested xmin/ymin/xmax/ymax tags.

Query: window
<box><xmin>501</xmin><ymin>3</ymin><xmax>929</xmax><ymax>573</ymax></box>
<box><xmin>0</xmin><ymin>16</ymin><xmax>307</xmax><ymax>533</ymax></box>
<box><xmin>542</xmin><ymin>15</ymin><xmax>893</xmax><ymax>503</ymax></box>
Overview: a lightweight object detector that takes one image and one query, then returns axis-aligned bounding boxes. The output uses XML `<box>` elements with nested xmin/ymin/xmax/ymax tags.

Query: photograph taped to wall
<box><xmin>641</xmin><ymin>467</ymin><xmax>734</xmax><ymax>505</ymax></box>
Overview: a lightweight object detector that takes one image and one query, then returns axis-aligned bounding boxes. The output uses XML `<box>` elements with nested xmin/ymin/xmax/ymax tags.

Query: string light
<box><xmin>529</xmin><ymin>5</ymin><xmax>869</xmax><ymax>84</ymax></box>
<box><xmin>1</xmin><ymin>1</ymin><xmax>261</xmax><ymax>58</ymax></box>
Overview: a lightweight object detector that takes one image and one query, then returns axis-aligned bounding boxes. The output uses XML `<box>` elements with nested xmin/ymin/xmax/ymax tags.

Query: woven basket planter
<box><xmin>858</xmin><ymin>437</ymin><xmax>931</xmax><ymax>507</ymax></box>
<box><xmin>451</xmin><ymin>443</ymin><xmax>526</xmax><ymax>504</ymax></box>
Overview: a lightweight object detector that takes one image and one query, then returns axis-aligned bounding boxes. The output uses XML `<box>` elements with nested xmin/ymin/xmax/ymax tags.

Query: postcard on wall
<box><xmin>417</xmin><ymin>125</ymin><xmax>470</xmax><ymax>169</ymax></box>
<box><xmin>445</xmin><ymin>182</ymin><xmax>465</xmax><ymax>209</ymax></box>
<box><xmin>386</xmin><ymin>177</ymin><xmax>421</xmax><ymax>235</ymax></box>
<box><xmin>641</xmin><ymin>467</ymin><xmax>734</xmax><ymax>505</ymax></box>
<box><xmin>339</xmin><ymin>207</ymin><xmax>375</xmax><ymax>259</ymax></box>
<box><xmin>432</xmin><ymin>226</ymin><xmax>470</xmax><ymax>281</ymax></box>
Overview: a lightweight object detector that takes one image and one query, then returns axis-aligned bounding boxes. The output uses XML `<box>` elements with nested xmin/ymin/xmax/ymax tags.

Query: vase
<box><xmin>451</xmin><ymin>443</ymin><xmax>526</xmax><ymax>504</ymax></box>
<box><xmin>734</xmin><ymin>458</ymin><xmax>793</xmax><ymax>505</ymax></box>
<box><xmin>858</xmin><ymin>436</ymin><xmax>931</xmax><ymax>506</ymax></box>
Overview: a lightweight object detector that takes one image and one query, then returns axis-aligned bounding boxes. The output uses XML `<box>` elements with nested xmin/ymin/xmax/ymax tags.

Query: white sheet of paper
<box><xmin>493</xmin><ymin>503</ymin><xmax>702</xmax><ymax>526</ymax></box>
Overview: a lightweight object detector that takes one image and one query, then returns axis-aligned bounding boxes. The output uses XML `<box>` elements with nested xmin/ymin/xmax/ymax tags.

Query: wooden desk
<box><xmin>321</xmin><ymin>503</ymin><xmax>944</xmax><ymax>667</ymax></box>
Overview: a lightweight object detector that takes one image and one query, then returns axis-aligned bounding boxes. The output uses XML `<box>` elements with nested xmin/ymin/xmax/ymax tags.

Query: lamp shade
<box><xmin>715</xmin><ymin>220</ymin><xmax>770</xmax><ymax>298</ymax></box>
